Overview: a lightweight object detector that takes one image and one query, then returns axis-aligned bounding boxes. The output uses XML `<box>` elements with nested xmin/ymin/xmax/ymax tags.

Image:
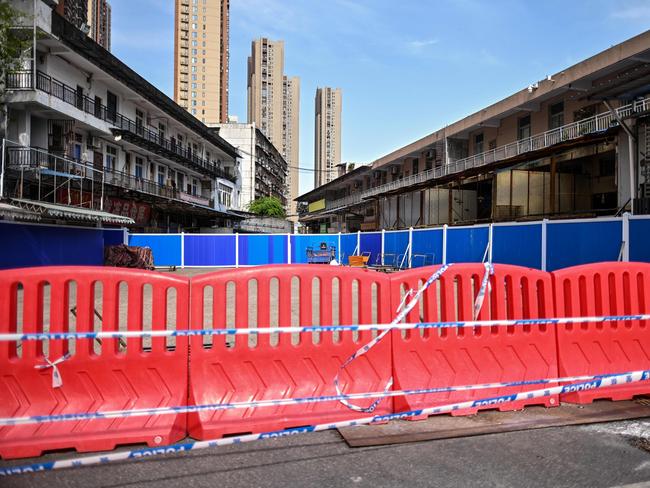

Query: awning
<box><xmin>0</xmin><ymin>202</ymin><xmax>41</xmax><ymax>221</ymax></box>
<box><xmin>10</xmin><ymin>199</ymin><xmax>135</xmax><ymax>225</ymax></box>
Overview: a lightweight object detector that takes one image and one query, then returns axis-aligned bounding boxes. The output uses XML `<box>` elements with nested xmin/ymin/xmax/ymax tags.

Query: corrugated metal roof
<box><xmin>10</xmin><ymin>199</ymin><xmax>135</xmax><ymax>225</ymax></box>
<box><xmin>0</xmin><ymin>202</ymin><xmax>41</xmax><ymax>221</ymax></box>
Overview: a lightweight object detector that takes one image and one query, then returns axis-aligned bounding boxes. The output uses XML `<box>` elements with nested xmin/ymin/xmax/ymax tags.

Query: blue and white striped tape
<box><xmin>2</xmin><ymin>313</ymin><xmax>648</xmax><ymax>342</ymax></box>
<box><xmin>2</xmin><ymin>369</ymin><xmax>648</xmax><ymax>476</ymax></box>
<box><xmin>0</xmin><ymin>370</ymin><xmax>635</xmax><ymax>427</ymax></box>
<box><xmin>334</xmin><ymin>264</ymin><xmax>452</xmax><ymax>412</ymax></box>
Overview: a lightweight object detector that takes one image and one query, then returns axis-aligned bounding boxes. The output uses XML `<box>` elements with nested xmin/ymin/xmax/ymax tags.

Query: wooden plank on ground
<box><xmin>338</xmin><ymin>401</ymin><xmax>650</xmax><ymax>447</ymax></box>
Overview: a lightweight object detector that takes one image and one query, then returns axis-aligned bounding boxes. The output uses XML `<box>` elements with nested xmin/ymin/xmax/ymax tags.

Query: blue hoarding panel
<box><xmin>492</xmin><ymin>224</ymin><xmax>542</xmax><ymax>269</ymax></box>
<box><xmin>546</xmin><ymin>220</ymin><xmax>621</xmax><ymax>271</ymax></box>
<box><xmin>128</xmin><ymin>234</ymin><xmax>182</xmax><ymax>267</ymax></box>
<box><xmin>630</xmin><ymin>218</ymin><xmax>650</xmax><ymax>263</ymax></box>
<box><xmin>411</xmin><ymin>229</ymin><xmax>443</xmax><ymax>266</ymax></box>
<box><xmin>103</xmin><ymin>228</ymin><xmax>125</xmax><ymax>246</ymax></box>
<box><xmin>290</xmin><ymin>234</ymin><xmax>339</xmax><ymax>264</ymax></box>
<box><xmin>239</xmin><ymin>234</ymin><xmax>287</xmax><ymax>265</ymax></box>
<box><xmin>383</xmin><ymin>231</ymin><xmax>409</xmax><ymax>257</ymax></box>
<box><xmin>0</xmin><ymin>222</ymin><xmax>104</xmax><ymax>269</ymax></box>
<box><xmin>446</xmin><ymin>226</ymin><xmax>489</xmax><ymax>263</ymax></box>
<box><xmin>340</xmin><ymin>234</ymin><xmax>357</xmax><ymax>263</ymax></box>
<box><xmin>185</xmin><ymin>235</ymin><xmax>236</xmax><ymax>266</ymax></box>
<box><xmin>359</xmin><ymin>232</ymin><xmax>382</xmax><ymax>265</ymax></box>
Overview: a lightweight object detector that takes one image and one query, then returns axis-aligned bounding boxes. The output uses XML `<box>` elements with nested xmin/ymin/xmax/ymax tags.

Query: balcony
<box><xmin>324</xmin><ymin>96</ymin><xmax>650</xmax><ymax>212</ymax></box>
<box><xmin>7</xmin><ymin>70</ymin><xmax>237</xmax><ymax>182</ymax></box>
<box><xmin>103</xmin><ymin>168</ymin><xmax>212</xmax><ymax>207</ymax></box>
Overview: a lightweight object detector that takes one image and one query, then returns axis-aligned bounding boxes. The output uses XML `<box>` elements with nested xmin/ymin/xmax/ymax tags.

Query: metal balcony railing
<box><xmin>324</xmin><ymin>96</ymin><xmax>650</xmax><ymax>211</ymax></box>
<box><xmin>6</xmin><ymin>146</ymin><xmax>100</xmax><ymax>181</ymax></box>
<box><xmin>6</xmin><ymin>70</ymin><xmax>237</xmax><ymax>182</ymax></box>
<box><xmin>103</xmin><ymin>168</ymin><xmax>212</xmax><ymax>206</ymax></box>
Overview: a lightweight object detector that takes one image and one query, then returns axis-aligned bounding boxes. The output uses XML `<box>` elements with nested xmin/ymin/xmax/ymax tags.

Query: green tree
<box><xmin>0</xmin><ymin>3</ymin><xmax>31</xmax><ymax>139</ymax></box>
<box><xmin>247</xmin><ymin>196</ymin><xmax>286</xmax><ymax>218</ymax></box>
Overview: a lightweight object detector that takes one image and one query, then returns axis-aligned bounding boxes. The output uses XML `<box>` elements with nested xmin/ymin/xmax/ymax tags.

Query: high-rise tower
<box><xmin>174</xmin><ymin>0</ymin><xmax>229</xmax><ymax>124</ymax></box>
<box><xmin>87</xmin><ymin>0</ymin><xmax>111</xmax><ymax>50</ymax></box>
<box><xmin>248</xmin><ymin>38</ymin><xmax>300</xmax><ymax>218</ymax></box>
<box><xmin>314</xmin><ymin>87</ymin><xmax>342</xmax><ymax>187</ymax></box>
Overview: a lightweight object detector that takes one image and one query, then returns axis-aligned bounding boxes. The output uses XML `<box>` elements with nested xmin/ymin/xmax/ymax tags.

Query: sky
<box><xmin>110</xmin><ymin>0</ymin><xmax>650</xmax><ymax>195</ymax></box>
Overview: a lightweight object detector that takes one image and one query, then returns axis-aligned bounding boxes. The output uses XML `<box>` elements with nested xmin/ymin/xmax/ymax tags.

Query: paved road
<box><xmin>3</xmin><ymin>420</ymin><xmax>650</xmax><ymax>488</ymax></box>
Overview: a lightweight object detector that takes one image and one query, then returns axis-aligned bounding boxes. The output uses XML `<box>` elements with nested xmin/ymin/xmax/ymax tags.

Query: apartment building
<box><xmin>247</xmin><ymin>38</ymin><xmax>300</xmax><ymax>219</ymax></box>
<box><xmin>87</xmin><ymin>0</ymin><xmax>111</xmax><ymax>51</ymax></box>
<box><xmin>174</xmin><ymin>0</ymin><xmax>229</xmax><ymax>124</ymax></box>
<box><xmin>214</xmin><ymin>123</ymin><xmax>288</xmax><ymax>210</ymax></box>
<box><xmin>314</xmin><ymin>87</ymin><xmax>342</xmax><ymax>187</ymax></box>
<box><xmin>283</xmin><ymin>75</ymin><xmax>300</xmax><ymax>220</ymax></box>
<box><xmin>2</xmin><ymin>1</ymin><xmax>241</xmax><ymax>232</ymax></box>
<box><xmin>298</xmin><ymin>31</ymin><xmax>650</xmax><ymax>233</ymax></box>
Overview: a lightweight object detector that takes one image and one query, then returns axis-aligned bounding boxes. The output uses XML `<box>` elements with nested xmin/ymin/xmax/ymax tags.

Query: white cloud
<box><xmin>408</xmin><ymin>39</ymin><xmax>439</xmax><ymax>49</ymax></box>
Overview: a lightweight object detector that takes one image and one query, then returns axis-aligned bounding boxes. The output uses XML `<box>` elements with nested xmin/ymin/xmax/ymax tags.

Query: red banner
<box><xmin>56</xmin><ymin>190</ymin><xmax>151</xmax><ymax>225</ymax></box>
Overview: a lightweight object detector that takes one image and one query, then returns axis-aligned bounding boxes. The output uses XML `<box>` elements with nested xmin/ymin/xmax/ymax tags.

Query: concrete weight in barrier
<box><xmin>0</xmin><ymin>267</ymin><xmax>189</xmax><ymax>459</ymax></box>
<box><xmin>390</xmin><ymin>264</ymin><xmax>559</xmax><ymax>417</ymax></box>
<box><xmin>187</xmin><ymin>265</ymin><xmax>393</xmax><ymax>440</ymax></box>
<box><xmin>553</xmin><ymin>262</ymin><xmax>650</xmax><ymax>403</ymax></box>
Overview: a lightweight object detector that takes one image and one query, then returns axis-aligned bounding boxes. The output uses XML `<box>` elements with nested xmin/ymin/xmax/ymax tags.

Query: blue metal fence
<box><xmin>0</xmin><ymin>221</ymin><xmax>123</xmax><ymax>269</ymax></box>
<box><xmin>4</xmin><ymin>215</ymin><xmax>650</xmax><ymax>270</ymax></box>
<box><xmin>492</xmin><ymin>223</ymin><xmax>542</xmax><ymax>269</ymax></box>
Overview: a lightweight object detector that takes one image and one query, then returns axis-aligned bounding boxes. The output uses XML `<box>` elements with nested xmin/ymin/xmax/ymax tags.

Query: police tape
<box><xmin>2</xmin><ymin>369</ymin><xmax>648</xmax><ymax>476</ymax></box>
<box><xmin>0</xmin><ymin>370</ymin><xmax>640</xmax><ymax>427</ymax></box>
<box><xmin>1</xmin><ymin>313</ymin><xmax>649</xmax><ymax>342</ymax></box>
<box><xmin>334</xmin><ymin>264</ymin><xmax>451</xmax><ymax>412</ymax></box>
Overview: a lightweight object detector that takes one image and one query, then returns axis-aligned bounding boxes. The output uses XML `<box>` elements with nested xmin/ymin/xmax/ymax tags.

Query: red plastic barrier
<box><xmin>0</xmin><ymin>266</ymin><xmax>189</xmax><ymax>459</ymax></box>
<box><xmin>553</xmin><ymin>262</ymin><xmax>650</xmax><ymax>403</ymax></box>
<box><xmin>188</xmin><ymin>265</ymin><xmax>393</xmax><ymax>439</ymax></box>
<box><xmin>390</xmin><ymin>264</ymin><xmax>559</xmax><ymax>418</ymax></box>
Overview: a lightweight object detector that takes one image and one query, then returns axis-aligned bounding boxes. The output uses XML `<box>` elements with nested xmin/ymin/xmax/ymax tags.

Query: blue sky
<box><xmin>111</xmin><ymin>0</ymin><xmax>650</xmax><ymax>195</ymax></box>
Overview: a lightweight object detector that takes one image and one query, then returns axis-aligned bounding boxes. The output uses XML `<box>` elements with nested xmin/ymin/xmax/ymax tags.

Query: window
<box><xmin>549</xmin><ymin>101</ymin><xmax>564</xmax><ymax>130</ymax></box>
<box><xmin>158</xmin><ymin>123</ymin><xmax>166</xmax><ymax>141</ymax></box>
<box><xmin>192</xmin><ymin>178</ymin><xmax>198</xmax><ymax>196</ymax></box>
<box><xmin>517</xmin><ymin>115</ymin><xmax>531</xmax><ymax>140</ymax></box>
<box><xmin>76</xmin><ymin>85</ymin><xmax>84</xmax><ymax>110</ymax></box>
<box><xmin>136</xmin><ymin>109</ymin><xmax>144</xmax><ymax>135</ymax></box>
<box><xmin>106</xmin><ymin>91</ymin><xmax>118</xmax><ymax>122</ymax></box>
<box><xmin>135</xmin><ymin>157</ymin><xmax>143</xmax><ymax>178</ymax></box>
<box><xmin>158</xmin><ymin>166</ymin><xmax>166</xmax><ymax>186</ymax></box>
<box><xmin>474</xmin><ymin>133</ymin><xmax>484</xmax><ymax>154</ymax></box>
<box><xmin>105</xmin><ymin>145</ymin><xmax>117</xmax><ymax>170</ymax></box>
<box><xmin>218</xmin><ymin>183</ymin><xmax>232</xmax><ymax>207</ymax></box>
<box><xmin>94</xmin><ymin>96</ymin><xmax>102</xmax><ymax>118</ymax></box>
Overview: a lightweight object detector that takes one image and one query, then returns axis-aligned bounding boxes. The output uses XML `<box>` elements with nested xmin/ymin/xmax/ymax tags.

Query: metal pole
<box><xmin>356</xmin><ymin>230</ymin><xmax>361</xmax><ymax>256</ymax></box>
<box><xmin>287</xmin><ymin>233</ymin><xmax>292</xmax><ymax>264</ymax></box>
<box><xmin>0</xmin><ymin>139</ymin><xmax>5</xmax><ymax>198</ymax></box>
<box><xmin>235</xmin><ymin>232</ymin><xmax>239</xmax><ymax>268</ymax></box>
<box><xmin>180</xmin><ymin>232</ymin><xmax>185</xmax><ymax>269</ymax></box>
<box><xmin>442</xmin><ymin>224</ymin><xmax>448</xmax><ymax>265</ymax></box>
<box><xmin>541</xmin><ymin>218</ymin><xmax>548</xmax><ymax>271</ymax></box>
<box><xmin>622</xmin><ymin>212</ymin><xmax>630</xmax><ymax>262</ymax></box>
<box><xmin>488</xmin><ymin>224</ymin><xmax>494</xmax><ymax>263</ymax></box>
<box><xmin>408</xmin><ymin>227</ymin><xmax>413</xmax><ymax>268</ymax></box>
<box><xmin>337</xmin><ymin>231</ymin><xmax>341</xmax><ymax>263</ymax></box>
<box><xmin>381</xmin><ymin>229</ymin><xmax>385</xmax><ymax>265</ymax></box>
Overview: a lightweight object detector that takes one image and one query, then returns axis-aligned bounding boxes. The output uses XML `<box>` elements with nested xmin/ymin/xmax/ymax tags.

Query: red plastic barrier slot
<box><xmin>553</xmin><ymin>262</ymin><xmax>650</xmax><ymax>403</ymax></box>
<box><xmin>0</xmin><ymin>267</ymin><xmax>189</xmax><ymax>459</ymax></box>
<box><xmin>390</xmin><ymin>264</ymin><xmax>559</xmax><ymax>418</ymax></box>
<box><xmin>188</xmin><ymin>265</ymin><xmax>393</xmax><ymax>440</ymax></box>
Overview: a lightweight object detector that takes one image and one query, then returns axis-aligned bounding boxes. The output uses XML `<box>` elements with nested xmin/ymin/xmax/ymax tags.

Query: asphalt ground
<box><xmin>3</xmin><ymin>420</ymin><xmax>650</xmax><ymax>487</ymax></box>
